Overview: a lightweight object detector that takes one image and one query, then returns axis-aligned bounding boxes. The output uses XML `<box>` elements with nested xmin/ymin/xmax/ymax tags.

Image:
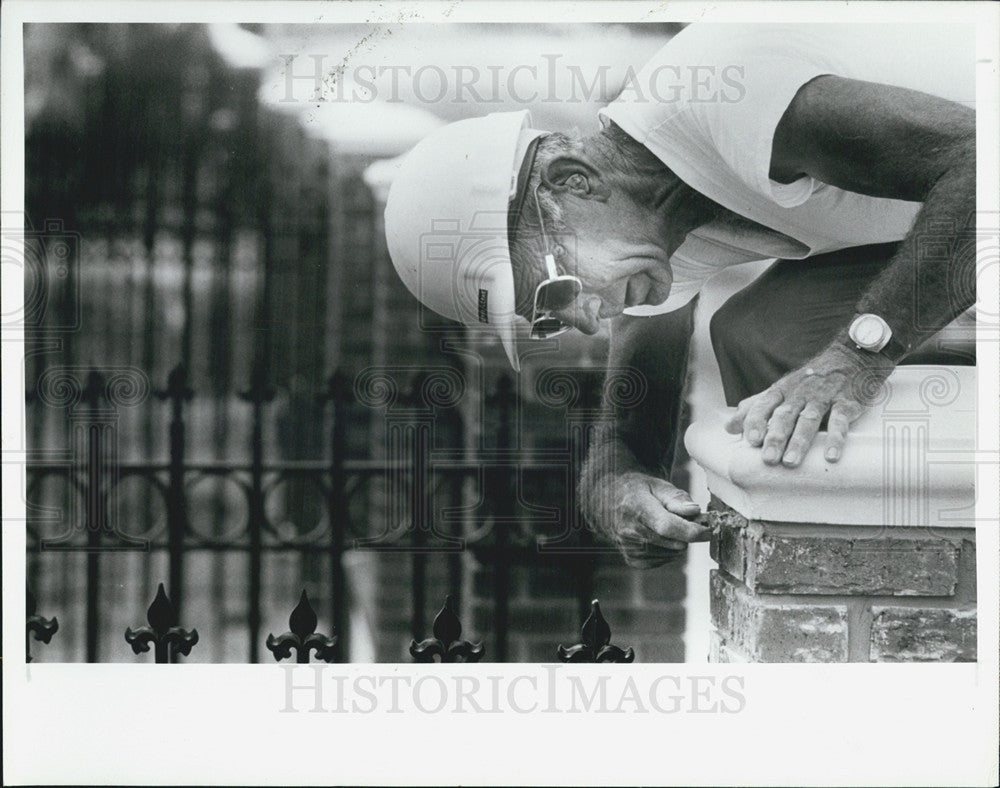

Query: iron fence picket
<box><xmin>125</xmin><ymin>583</ymin><xmax>199</xmax><ymax>664</ymax></box>
<box><xmin>241</xmin><ymin>361</ymin><xmax>274</xmax><ymax>663</ymax></box>
<box><xmin>266</xmin><ymin>590</ymin><xmax>338</xmax><ymax>664</ymax></box>
<box><xmin>318</xmin><ymin>369</ymin><xmax>353</xmax><ymax>662</ymax></box>
<box><xmin>83</xmin><ymin>371</ymin><xmax>105</xmax><ymax>663</ymax></box>
<box><xmin>26</xmin><ymin>587</ymin><xmax>59</xmax><ymax>663</ymax></box>
<box><xmin>158</xmin><ymin>364</ymin><xmax>192</xmax><ymax>622</ymax></box>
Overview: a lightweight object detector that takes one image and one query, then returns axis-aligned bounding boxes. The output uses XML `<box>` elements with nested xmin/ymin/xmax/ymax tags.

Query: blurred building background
<box><xmin>22</xmin><ymin>21</ymin><xmax>743</xmax><ymax>664</ymax></box>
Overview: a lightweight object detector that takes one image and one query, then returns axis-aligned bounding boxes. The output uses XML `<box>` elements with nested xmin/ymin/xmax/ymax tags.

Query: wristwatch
<box><xmin>847</xmin><ymin>313</ymin><xmax>908</xmax><ymax>361</ymax></box>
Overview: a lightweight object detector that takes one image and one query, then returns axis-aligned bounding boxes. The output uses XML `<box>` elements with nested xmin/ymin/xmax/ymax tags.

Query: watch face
<box><xmin>851</xmin><ymin>314</ymin><xmax>888</xmax><ymax>349</ymax></box>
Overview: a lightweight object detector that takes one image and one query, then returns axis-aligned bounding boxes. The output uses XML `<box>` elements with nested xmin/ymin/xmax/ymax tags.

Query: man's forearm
<box><xmin>605</xmin><ymin>302</ymin><xmax>694</xmax><ymax>469</ymax></box>
<box><xmin>849</xmin><ymin>139</ymin><xmax>977</xmax><ymax>357</ymax></box>
<box><xmin>580</xmin><ymin>303</ymin><xmax>695</xmax><ymax>532</ymax></box>
<box><xmin>772</xmin><ymin>76</ymin><xmax>977</xmax><ymax>357</ymax></box>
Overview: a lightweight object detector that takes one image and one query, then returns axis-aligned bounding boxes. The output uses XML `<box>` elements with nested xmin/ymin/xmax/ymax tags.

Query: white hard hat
<box><xmin>384</xmin><ymin>110</ymin><xmax>547</xmax><ymax>371</ymax></box>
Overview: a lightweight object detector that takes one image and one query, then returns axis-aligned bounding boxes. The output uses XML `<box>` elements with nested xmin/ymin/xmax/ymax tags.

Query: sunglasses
<box><xmin>515</xmin><ymin>175</ymin><xmax>581</xmax><ymax>340</ymax></box>
<box><xmin>529</xmin><ymin>248</ymin><xmax>582</xmax><ymax>340</ymax></box>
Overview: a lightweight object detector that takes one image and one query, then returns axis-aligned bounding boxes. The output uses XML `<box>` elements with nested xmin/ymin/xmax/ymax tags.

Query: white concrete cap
<box><xmin>684</xmin><ymin>365</ymin><xmax>976</xmax><ymax>528</ymax></box>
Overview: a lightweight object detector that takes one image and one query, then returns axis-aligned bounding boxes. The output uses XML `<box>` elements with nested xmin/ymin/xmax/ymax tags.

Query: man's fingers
<box><xmin>646</xmin><ymin>479</ymin><xmax>702</xmax><ymax>517</ymax></box>
<box><xmin>761</xmin><ymin>400</ymin><xmax>803</xmax><ymax>465</ymax></box>
<box><xmin>781</xmin><ymin>403</ymin><xmax>825</xmax><ymax>467</ymax></box>
<box><xmin>615</xmin><ymin>519</ymin><xmax>688</xmax><ymax>569</ymax></box>
<box><xmin>726</xmin><ymin>346</ymin><xmax>884</xmax><ymax>469</ymax></box>
<box><xmin>824</xmin><ymin>400</ymin><xmax>863</xmax><ymax>462</ymax></box>
<box><xmin>740</xmin><ymin>389</ymin><xmax>784</xmax><ymax>447</ymax></box>
<box><xmin>641</xmin><ymin>500</ymin><xmax>712</xmax><ymax>544</ymax></box>
<box><xmin>625</xmin><ymin>531</ymin><xmax>688</xmax><ymax>552</ymax></box>
<box><xmin>647</xmin><ymin>482</ymin><xmax>712</xmax><ymax>543</ymax></box>
<box><xmin>724</xmin><ymin>397</ymin><xmax>752</xmax><ymax>434</ymax></box>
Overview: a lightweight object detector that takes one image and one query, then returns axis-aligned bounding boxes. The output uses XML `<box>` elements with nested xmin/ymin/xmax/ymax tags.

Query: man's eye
<box><xmin>567</xmin><ymin>174</ymin><xmax>587</xmax><ymax>191</ymax></box>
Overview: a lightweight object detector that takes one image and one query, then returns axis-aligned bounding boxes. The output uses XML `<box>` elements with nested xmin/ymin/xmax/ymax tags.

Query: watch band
<box><xmin>879</xmin><ymin>331</ymin><xmax>909</xmax><ymax>363</ymax></box>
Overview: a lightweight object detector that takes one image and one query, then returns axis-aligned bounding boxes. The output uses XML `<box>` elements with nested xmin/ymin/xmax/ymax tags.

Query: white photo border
<box><xmin>3</xmin><ymin>2</ymin><xmax>998</xmax><ymax>786</ymax></box>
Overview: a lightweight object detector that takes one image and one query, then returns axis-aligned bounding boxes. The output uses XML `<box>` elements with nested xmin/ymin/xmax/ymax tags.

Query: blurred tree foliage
<box><xmin>25</xmin><ymin>24</ymin><xmax>257</xmax><ymax>225</ymax></box>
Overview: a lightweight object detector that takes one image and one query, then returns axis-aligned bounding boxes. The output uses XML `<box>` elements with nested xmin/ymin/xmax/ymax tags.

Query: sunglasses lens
<box><xmin>535</xmin><ymin>278</ymin><xmax>581</xmax><ymax>311</ymax></box>
<box><xmin>530</xmin><ymin>317</ymin><xmax>570</xmax><ymax>339</ymax></box>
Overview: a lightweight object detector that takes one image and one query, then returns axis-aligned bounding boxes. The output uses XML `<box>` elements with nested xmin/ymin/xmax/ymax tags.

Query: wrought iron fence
<box><xmin>25</xmin><ymin>361</ymin><xmax>632</xmax><ymax>663</ymax></box>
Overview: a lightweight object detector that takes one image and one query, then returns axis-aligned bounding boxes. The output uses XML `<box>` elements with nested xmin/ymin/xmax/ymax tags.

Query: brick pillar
<box><xmin>686</xmin><ymin>365</ymin><xmax>978</xmax><ymax>663</ymax></box>
<box><xmin>707</xmin><ymin>498</ymin><xmax>976</xmax><ymax>662</ymax></box>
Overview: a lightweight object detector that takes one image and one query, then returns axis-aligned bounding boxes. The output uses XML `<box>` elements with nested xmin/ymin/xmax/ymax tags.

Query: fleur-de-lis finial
<box><xmin>26</xmin><ymin>588</ymin><xmax>59</xmax><ymax>663</ymax></box>
<box><xmin>410</xmin><ymin>595</ymin><xmax>484</xmax><ymax>663</ymax></box>
<box><xmin>125</xmin><ymin>583</ymin><xmax>199</xmax><ymax>664</ymax></box>
<box><xmin>266</xmin><ymin>590</ymin><xmax>338</xmax><ymax>664</ymax></box>
<box><xmin>558</xmin><ymin>599</ymin><xmax>635</xmax><ymax>663</ymax></box>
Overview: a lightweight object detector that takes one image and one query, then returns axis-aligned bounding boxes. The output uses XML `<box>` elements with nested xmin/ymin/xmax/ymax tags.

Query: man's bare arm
<box><xmin>579</xmin><ymin>301</ymin><xmax>712</xmax><ymax>567</ymax></box>
<box><xmin>728</xmin><ymin>76</ymin><xmax>976</xmax><ymax>465</ymax></box>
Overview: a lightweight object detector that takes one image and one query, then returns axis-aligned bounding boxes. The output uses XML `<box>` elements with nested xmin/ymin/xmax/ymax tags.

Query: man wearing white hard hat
<box><xmin>384</xmin><ymin>24</ymin><xmax>976</xmax><ymax>567</ymax></box>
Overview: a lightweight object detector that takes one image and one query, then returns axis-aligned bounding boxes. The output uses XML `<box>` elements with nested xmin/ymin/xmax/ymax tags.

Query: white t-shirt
<box><xmin>599</xmin><ymin>23</ymin><xmax>976</xmax><ymax>315</ymax></box>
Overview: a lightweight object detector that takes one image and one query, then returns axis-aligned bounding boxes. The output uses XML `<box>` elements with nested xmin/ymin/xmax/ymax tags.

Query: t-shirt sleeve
<box><xmin>622</xmin><ymin>24</ymin><xmax>842</xmax><ymax>208</ymax></box>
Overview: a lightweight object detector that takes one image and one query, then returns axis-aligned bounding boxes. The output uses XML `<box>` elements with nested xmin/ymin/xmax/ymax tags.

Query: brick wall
<box><xmin>469</xmin><ymin>552</ymin><xmax>687</xmax><ymax>663</ymax></box>
<box><xmin>370</xmin><ymin>552</ymin><xmax>458</xmax><ymax>662</ymax></box>
<box><xmin>592</xmin><ymin>554</ymin><xmax>687</xmax><ymax>662</ymax></box>
<box><xmin>363</xmin><ymin>550</ymin><xmax>688</xmax><ymax>663</ymax></box>
<box><xmin>707</xmin><ymin>497</ymin><xmax>977</xmax><ymax>663</ymax></box>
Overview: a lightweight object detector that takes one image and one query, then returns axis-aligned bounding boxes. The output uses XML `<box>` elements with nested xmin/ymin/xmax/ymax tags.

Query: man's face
<box><xmin>526</xmin><ymin>186</ymin><xmax>676</xmax><ymax>335</ymax></box>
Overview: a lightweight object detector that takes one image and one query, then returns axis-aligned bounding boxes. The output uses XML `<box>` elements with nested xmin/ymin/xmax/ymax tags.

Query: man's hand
<box><xmin>581</xmin><ymin>470</ymin><xmax>712</xmax><ymax>569</ymax></box>
<box><xmin>725</xmin><ymin>342</ymin><xmax>894</xmax><ymax>467</ymax></box>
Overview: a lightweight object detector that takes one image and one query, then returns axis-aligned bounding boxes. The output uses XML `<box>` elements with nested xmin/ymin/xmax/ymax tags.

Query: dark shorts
<box><xmin>708</xmin><ymin>243</ymin><xmax>976</xmax><ymax>406</ymax></box>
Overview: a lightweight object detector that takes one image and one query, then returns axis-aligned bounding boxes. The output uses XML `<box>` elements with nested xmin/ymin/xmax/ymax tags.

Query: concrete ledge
<box><xmin>685</xmin><ymin>365</ymin><xmax>976</xmax><ymax>528</ymax></box>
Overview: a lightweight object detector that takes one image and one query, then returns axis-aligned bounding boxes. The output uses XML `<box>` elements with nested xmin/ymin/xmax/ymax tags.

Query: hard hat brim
<box><xmin>384</xmin><ymin>110</ymin><xmax>547</xmax><ymax>372</ymax></box>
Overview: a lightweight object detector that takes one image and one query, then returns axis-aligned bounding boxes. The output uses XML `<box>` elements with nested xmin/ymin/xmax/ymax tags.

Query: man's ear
<box><xmin>541</xmin><ymin>155</ymin><xmax>611</xmax><ymax>201</ymax></box>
